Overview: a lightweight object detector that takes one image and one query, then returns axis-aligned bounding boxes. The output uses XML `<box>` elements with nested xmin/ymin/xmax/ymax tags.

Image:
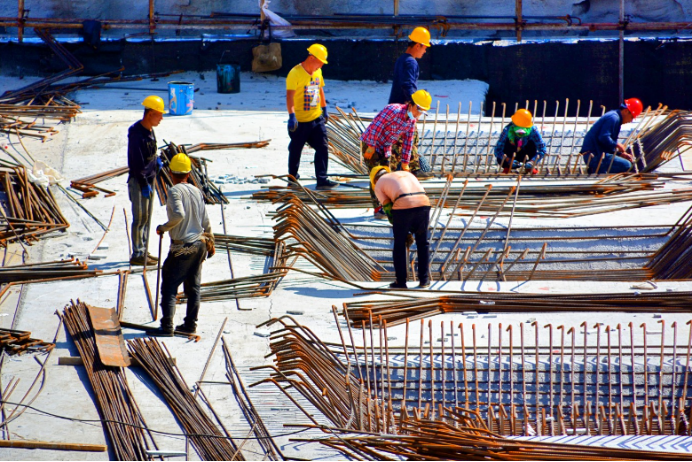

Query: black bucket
<box><xmin>217</xmin><ymin>51</ymin><xmax>240</xmax><ymax>94</ymax></box>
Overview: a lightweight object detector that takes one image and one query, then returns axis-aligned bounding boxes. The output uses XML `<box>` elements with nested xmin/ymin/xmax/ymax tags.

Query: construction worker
<box><xmin>371</xmin><ymin>166</ymin><xmax>431</xmax><ymax>289</ymax></box>
<box><xmin>149</xmin><ymin>153</ymin><xmax>214</xmax><ymax>336</ymax></box>
<box><xmin>494</xmin><ymin>109</ymin><xmax>547</xmax><ymax>174</ymax></box>
<box><xmin>581</xmin><ymin>98</ymin><xmax>643</xmax><ymax>174</ymax></box>
<box><xmin>127</xmin><ymin>95</ymin><xmax>164</xmax><ymax>266</ymax></box>
<box><xmin>361</xmin><ymin>89</ymin><xmax>432</xmax><ymax>219</ymax></box>
<box><xmin>388</xmin><ymin>26</ymin><xmax>433</xmax><ymax>178</ymax></box>
<box><xmin>286</xmin><ymin>43</ymin><xmax>338</xmax><ymax>190</ymax></box>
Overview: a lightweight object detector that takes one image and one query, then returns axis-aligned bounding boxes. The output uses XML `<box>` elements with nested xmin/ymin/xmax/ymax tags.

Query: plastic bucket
<box><xmin>168</xmin><ymin>81</ymin><xmax>194</xmax><ymax>116</ymax></box>
<box><xmin>217</xmin><ymin>63</ymin><xmax>240</xmax><ymax>94</ymax></box>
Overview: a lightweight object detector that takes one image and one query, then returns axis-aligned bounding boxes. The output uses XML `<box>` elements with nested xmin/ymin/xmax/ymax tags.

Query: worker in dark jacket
<box><xmin>388</xmin><ymin>26</ymin><xmax>433</xmax><ymax>179</ymax></box>
<box><xmin>581</xmin><ymin>98</ymin><xmax>643</xmax><ymax>174</ymax></box>
<box><xmin>494</xmin><ymin>109</ymin><xmax>547</xmax><ymax>174</ymax></box>
<box><xmin>372</xmin><ymin>166</ymin><xmax>431</xmax><ymax>290</ymax></box>
<box><xmin>149</xmin><ymin>153</ymin><xmax>214</xmax><ymax>336</ymax></box>
<box><xmin>127</xmin><ymin>95</ymin><xmax>164</xmax><ymax>266</ymax></box>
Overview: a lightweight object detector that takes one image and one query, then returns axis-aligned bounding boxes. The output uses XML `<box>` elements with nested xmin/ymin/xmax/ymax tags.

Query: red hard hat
<box><xmin>624</xmin><ymin>98</ymin><xmax>643</xmax><ymax>119</ymax></box>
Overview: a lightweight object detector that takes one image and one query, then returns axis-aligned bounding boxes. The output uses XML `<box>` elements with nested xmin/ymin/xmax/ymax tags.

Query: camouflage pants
<box><xmin>390</xmin><ymin>131</ymin><xmax>423</xmax><ymax>172</ymax></box>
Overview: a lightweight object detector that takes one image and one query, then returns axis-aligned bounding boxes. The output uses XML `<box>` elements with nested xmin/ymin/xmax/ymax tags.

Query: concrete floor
<box><xmin>1</xmin><ymin>70</ymin><xmax>692</xmax><ymax>460</ymax></box>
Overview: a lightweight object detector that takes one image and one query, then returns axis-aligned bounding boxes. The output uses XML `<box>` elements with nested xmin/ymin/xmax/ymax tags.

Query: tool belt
<box><xmin>394</xmin><ymin>191</ymin><xmax>426</xmax><ymax>202</ymax></box>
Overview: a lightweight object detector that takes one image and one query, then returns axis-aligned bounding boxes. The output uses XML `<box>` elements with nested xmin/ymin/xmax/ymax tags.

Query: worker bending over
<box><xmin>361</xmin><ymin>89</ymin><xmax>432</xmax><ymax>219</ymax></box>
<box><xmin>127</xmin><ymin>95</ymin><xmax>164</xmax><ymax>266</ymax></box>
<box><xmin>387</xmin><ymin>26</ymin><xmax>433</xmax><ymax>178</ymax></box>
<box><xmin>494</xmin><ymin>109</ymin><xmax>546</xmax><ymax>174</ymax></box>
<box><xmin>371</xmin><ymin>166</ymin><xmax>431</xmax><ymax>290</ymax></box>
<box><xmin>285</xmin><ymin>43</ymin><xmax>338</xmax><ymax>190</ymax></box>
<box><xmin>581</xmin><ymin>98</ymin><xmax>643</xmax><ymax>174</ymax></box>
<box><xmin>149</xmin><ymin>153</ymin><xmax>214</xmax><ymax>336</ymax></box>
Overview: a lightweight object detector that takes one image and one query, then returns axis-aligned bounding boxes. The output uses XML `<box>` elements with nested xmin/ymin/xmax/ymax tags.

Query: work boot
<box><xmin>417</xmin><ymin>280</ymin><xmax>431</xmax><ymax>289</ymax></box>
<box><xmin>147</xmin><ymin>253</ymin><xmax>159</xmax><ymax>262</ymax></box>
<box><xmin>176</xmin><ymin>323</ymin><xmax>197</xmax><ymax>335</ymax></box>
<box><xmin>413</xmin><ymin>170</ymin><xmax>434</xmax><ymax>179</ymax></box>
<box><xmin>389</xmin><ymin>281</ymin><xmax>408</xmax><ymax>289</ymax></box>
<box><xmin>130</xmin><ymin>255</ymin><xmax>157</xmax><ymax>266</ymax></box>
<box><xmin>315</xmin><ymin>179</ymin><xmax>339</xmax><ymax>190</ymax></box>
<box><xmin>146</xmin><ymin>326</ymin><xmax>174</xmax><ymax>337</ymax></box>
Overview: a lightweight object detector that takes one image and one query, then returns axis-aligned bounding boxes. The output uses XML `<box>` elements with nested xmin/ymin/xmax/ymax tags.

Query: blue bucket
<box><xmin>168</xmin><ymin>81</ymin><xmax>194</xmax><ymax>116</ymax></box>
<box><xmin>217</xmin><ymin>63</ymin><xmax>240</xmax><ymax>94</ymax></box>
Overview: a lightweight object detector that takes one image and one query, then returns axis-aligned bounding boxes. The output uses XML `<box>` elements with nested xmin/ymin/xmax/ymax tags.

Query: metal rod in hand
<box><xmin>154</xmin><ymin>233</ymin><xmax>163</xmax><ymax>322</ymax></box>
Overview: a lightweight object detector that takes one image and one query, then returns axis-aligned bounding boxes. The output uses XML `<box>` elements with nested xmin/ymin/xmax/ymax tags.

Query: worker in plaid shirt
<box><xmin>360</xmin><ymin>89</ymin><xmax>432</xmax><ymax>218</ymax></box>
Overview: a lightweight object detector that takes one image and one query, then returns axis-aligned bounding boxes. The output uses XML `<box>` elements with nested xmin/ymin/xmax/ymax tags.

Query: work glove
<box><xmin>322</xmin><ymin>105</ymin><xmax>329</xmax><ymax>123</ymax></box>
<box><xmin>524</xmin><ymin>161</ymin><xmax>534</xmax><ymax>171</ymax></box>
<box><xmin>288</xmin><ymin>113</ymin><xmax>298</xmax><ymax>132</ymax></box>
<box><xmin>363</xmin><ymin>146</ymin><xmax>375</xmax><ymax>160</ymax></box>
<box><xmin>141</xmin><ymin>183</ymin><xmax>152</xmax><ymax>199</ymax></box>
<box><xmin>156</xmin><ymin>157</ymin><xmax>164</xmax><ymax>172</ymax></box>
<box><xmin>382</xmin><ymin>202</ymin><xmax>394</xmax><ymax>224</ymax></box>
<box><xmin>511</xmin><ymin>160</ymin><xmax>521</xmax><ymax>169</ymax></box>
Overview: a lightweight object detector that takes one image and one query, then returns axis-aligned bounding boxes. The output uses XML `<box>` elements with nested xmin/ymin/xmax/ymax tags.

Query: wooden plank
<box><xmin>86</xmin><ymin>305</ymin><xmax>131</xmax><ymax>367</ymax></box>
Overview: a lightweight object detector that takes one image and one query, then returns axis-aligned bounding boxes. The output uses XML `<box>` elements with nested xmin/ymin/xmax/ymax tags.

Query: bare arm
<box><xmin>286</xmin><ymin>90</ymin><xmax>295</xmax><ymax>114</ymax></box>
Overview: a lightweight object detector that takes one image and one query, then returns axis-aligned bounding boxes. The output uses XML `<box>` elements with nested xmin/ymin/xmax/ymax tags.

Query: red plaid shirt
<box><xmin>360</xmin><ymin>104</ymin><xmax>417</xmax><ymax>163</ymax></box>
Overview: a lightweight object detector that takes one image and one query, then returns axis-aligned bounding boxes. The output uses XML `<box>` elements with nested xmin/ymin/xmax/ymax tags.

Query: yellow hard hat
<box><xmin>370</xmin><ymin>165</ymin><xmax>390</xmax><ymax>189</ymax></box>
<box><xmin>142</xmin><ymin>95</ymin><xmax>165</xmax><ymax>113</ymax></box>
<box><xmin>307</xmin><ymin>43</ymin><xmax>328</xmax><ymax>64</ymax></box>
<box><xmin>511</xmin><ymin>109</ymin><xmax>533</xmax><ymax>128</ymax></box>
<box><xmin>170</xmin><ymin>153</ymin><xmax>192</xmax><ymax>174</ymax></box>
<box><xmin>411</xmin><ymin>89</ymin><xmax>432</xmax><ymax>111</ymax></box>
<box><xmin>408</xmin><ymin>27</ymin><xmax>431</xmax><ymax>47</ymax></box>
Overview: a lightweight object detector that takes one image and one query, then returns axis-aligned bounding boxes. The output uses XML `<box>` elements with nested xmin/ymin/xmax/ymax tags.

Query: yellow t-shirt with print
<box><xmin>286</xmin><ymin>64</ymin><xmax>324</xmax><ymax>123</ymax></box>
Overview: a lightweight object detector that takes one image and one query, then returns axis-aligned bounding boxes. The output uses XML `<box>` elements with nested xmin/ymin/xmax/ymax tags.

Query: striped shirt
<box><xmin>360</xmin><ymin>104</ymin><xmax>417</xmax><ymax>164</ymax></box>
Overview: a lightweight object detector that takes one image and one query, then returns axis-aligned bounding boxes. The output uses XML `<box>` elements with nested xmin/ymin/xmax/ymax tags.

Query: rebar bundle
<box><xmin>62</xmin><ymin>300</ymin><xmax>157</xmax><ymax>460</ymax></box>
<box><xmin>256</xmin><ymin>316</ymin><xmax>692</xmax><ymax>441</ymax></box>
<box><xmin>634</xmin><ymin>110</ymin><xmax>692</xmax><ymax>172</ymax></box>
<box><xmin>0</xmin><ymin>327</ymin><xmax>54</xmax><ymax>356</ymax></box>
<box><xmin>0</xmin><ymin>259</ymin><xmax>99</xmax><ymax>285</ymax></box>
<box><xmin>128</xmin><ymin>337</ymin><xmax>245</xmax><ymax>461</ymax></box>
<box><xmin>343</xmin><ymin>291</ymin><xmax>692</xmax><ymax>328</ymax></box>
<box><xmin>327</xmin><ymin>101</ymin><xmax>674</xmax><ymax>177</ymax></box>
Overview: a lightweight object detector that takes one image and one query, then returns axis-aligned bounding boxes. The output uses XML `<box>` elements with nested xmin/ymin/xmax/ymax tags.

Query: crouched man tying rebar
<box><xmin>371</xmin><ymin>166</ymin><xmax>431</xmax><ymax>290</ymax></box>
<box><xmin>148</xmin><ymin>153</ymin><xmax>215</xmax><ymax>337</ymax></box>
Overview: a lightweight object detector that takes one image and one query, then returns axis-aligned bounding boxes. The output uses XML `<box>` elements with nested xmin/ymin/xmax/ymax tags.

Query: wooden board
<box><xmin>86</xmin><ymin>305</ymin><xmax>131</xmax><ymax>367</ymax></box>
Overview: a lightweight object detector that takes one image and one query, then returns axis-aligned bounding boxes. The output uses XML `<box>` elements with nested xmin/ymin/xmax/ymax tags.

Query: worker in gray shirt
<box><xmin>148</xmin><ymin>153</ymin><xmax>214</xmax><ymax>336</ymax></box>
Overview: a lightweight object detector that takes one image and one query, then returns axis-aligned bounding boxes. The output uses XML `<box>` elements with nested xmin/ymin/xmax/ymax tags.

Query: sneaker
<box><xmin>413</xmin><ymin>170</ymin><xmax>434</xmax><ymax>179</ymax></box>
<box><xmin>389</xmin><ymin>281</ymin><xmax>408</xmax><ymax>289</ymax></box>
<box><xmin>146</xmin><ymin>326</ymin><xmax>174</xmax><ymax>337</ymax></box>
<box><xmin>417</xmin><ymin>280</ymin><xmax>431</xmax><ymax>289</ymax></box>
<box><xmin>176</xmin><ymin>323</ymin><xmax>197</xmax><ymax>335</ymax></box>
<box><xmin>130</xmin><ymin>255</ymin><xmax>157</xmax><ymax>266</ymax></box>
<box><xmin>315</xmin><ymin>179</ymin><xmax>339</xmax><ymax>190</ymax></box>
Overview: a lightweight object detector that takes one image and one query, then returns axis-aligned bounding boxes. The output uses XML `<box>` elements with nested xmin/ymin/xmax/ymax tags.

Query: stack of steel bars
<box><xmin>0</xmin><ymin>259</ymin><xmax>99</xmax><ymax>287</ymax></box>
<box><xmin>62</xmin><ymin>300</ymin><xmax>157</xmax><ymax>460</ymax></box>
<box><xmin>0</xmin><ymin>327</ymin><xmax>54</xmax><ymax>356</ymax></box>
<box><xmin>70</xmin><ymin>166</ymin><xmax>129</xmax><ymax>198</ymax></box>
<box><xmin>634</xmin><ymin>110</ymin><xmax>692</xmax><ymax>172</ymax></box>
<box><xmin>342</xmin><ymin>291</ymin><xmax>692</xmax><ymax>327</ymax></box>
<box><xmin>128</xmin><ymin>337</ymin><xmax>245</xmax><ymax>461</ymax></box>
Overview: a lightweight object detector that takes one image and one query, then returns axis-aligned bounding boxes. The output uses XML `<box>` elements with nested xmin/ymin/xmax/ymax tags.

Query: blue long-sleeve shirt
<box><xmin>581</xmin><ymin>109</ymin><xmax>623</xmax><ymax>156</ymax></box>
<box><xmin>388</xmin><ymin>53</ymin><xmax>418</xmax><ymax>105</ymax></box>
<box><xmin>494</xmin><ymin>123</ymin><xmax>547</xmax><ymax>163</ymax></box>
<box><xmin>126</xmin><ymin>121</ymin><xmax>158</xmax><ymax>188</ymax></box>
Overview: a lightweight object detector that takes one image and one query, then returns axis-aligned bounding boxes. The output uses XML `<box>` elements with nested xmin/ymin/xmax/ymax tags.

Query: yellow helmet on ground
<box><xmin>170</xmin><ymin>153</ymin><xmax>192</xmax><ymax>174</ymax></box>
<box><xmin>408</xmin><ymin>27</ymin><xmax>431</xmax><ymax>47</ymax></box>
<box><xmin>307</xmin><ymin>43</ymin><xmax>328</xmax><ymax>64</ymax></box>
<box><xmin>142</xmin><ymin>95</ymin><xmax>165</xmax><ymax>113</ymax></box>
<box><xmin>370</xmin><ymin>165</ymin><xmax>390</xmax><ymax>189</ymax></box>
<box><xmin>511</xmin><ymin>109</ymin><xmax>533</xmax><ymax>128</ymax></box>
<box><xmin>411</xmin><ymin>89</ymin><xmax>432</xmax><ymax>111</ymax></box>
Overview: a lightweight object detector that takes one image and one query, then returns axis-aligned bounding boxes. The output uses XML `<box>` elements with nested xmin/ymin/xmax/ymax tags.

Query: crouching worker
<box><xmin>371</xmin><ymin>166</ymin><xmax>431</xmax><ymax>290</ymax></box>
<box><xmin>495</xmin><ymin>109</ymin><xmax>546</xmax><ymax>174</ymax></box>
<box><xmin>148</xmin><ymin>153</ymin><xmax>215</xmax><ymax>337</ymax></box>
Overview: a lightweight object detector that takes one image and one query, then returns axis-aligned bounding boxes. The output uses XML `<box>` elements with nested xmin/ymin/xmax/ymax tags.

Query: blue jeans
<box><xmin>159</xmin><ymin>240</ymin><xmax>206</xmax><ymax>330</ymax></box>
<box><xmin>288</xmin><ymin>116</ymin><xmax>329</xmax><ymax>185</ymax></box>
<box><xmin>128</xmin><ymin>177</ymin><xmax>153</xmax><ymax>258</ymax></box>
<box><xmin>392</xmin><ymin>206</ymin><xmax>431</xmax><ymax>284</ymax></box>
<box><xmin>583</xmin><ymin>152</ymin><xmax>631</xmax><ymax>174</ymax></box>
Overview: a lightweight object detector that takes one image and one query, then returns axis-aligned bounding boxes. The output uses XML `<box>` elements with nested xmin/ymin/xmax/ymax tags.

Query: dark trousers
<box><xmin>288</xmin><ymin>117</ymin><xmax>329</xmax><ymax>184</ymax></box>
<box><xmin>160</xmin><ymin>240</ymin><xmax>206</xmax><ymax>330</ymax></box>
<box><xmin>392</xmin><ymin>206</ymin><xmax>431</xmax><ymax>284</ymax></box>
<box><xmin>582</xmin><ymin>152</ymin><xmax>632</xmax><ymax>174</ymax></box>
<box><xmin>499</xmin><ymin>142</ymin><xmax>537</xmax><ymax>169</ymax></box>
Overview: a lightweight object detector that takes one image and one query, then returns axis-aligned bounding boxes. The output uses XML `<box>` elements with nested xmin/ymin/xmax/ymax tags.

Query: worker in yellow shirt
<box><xmin>285</xmin><ymin>43</ymin><xmax>338</xmax><ymax>190</ymax></box>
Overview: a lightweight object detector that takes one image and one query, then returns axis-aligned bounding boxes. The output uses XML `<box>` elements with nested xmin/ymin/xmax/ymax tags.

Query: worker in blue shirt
<box><xmin>581</xmin><ymin>98</ymin><xmax>643</xmax><ymax>174</ymax></box>
<box><xmin>388</xmin><ymin>27</ymin><xmax>433</xmax><ymax>178</ymax></box>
